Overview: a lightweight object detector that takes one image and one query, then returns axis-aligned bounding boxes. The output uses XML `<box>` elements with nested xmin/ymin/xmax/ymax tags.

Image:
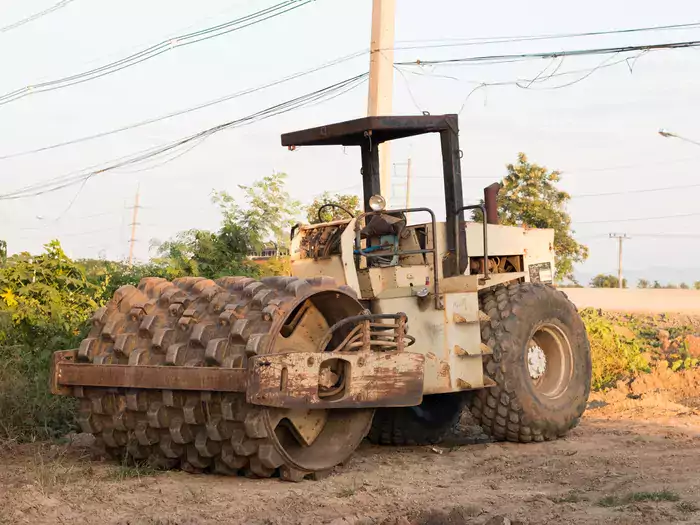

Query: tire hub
<box><xmin>527</xmin><ymin>324</ymin><xmax>574</xmax><ymax>400</ymax></box>
<box><xmin>527</xmin><ymin>343</ymin><xmax>547</xmax><ymax>380</ymax></box>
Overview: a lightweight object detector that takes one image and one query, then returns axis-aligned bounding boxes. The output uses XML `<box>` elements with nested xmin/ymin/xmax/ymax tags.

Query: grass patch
<box><xmin>598</xmin><ymin>490</ymin><xmax>681</xmax><ymax>507</ymax></box>
<box><xmin>337</xmin><ymin>479</ymin><xmax>366</xmax><ymax>498</ymax></box>
<box><xmin>0</xmin><ymin>343</ymin><xmax>78</xmax><ymax>444</ymax></box>
<box><xmin>107</xmin><ymin>460</ymin><xmax>160</xmax><ymax>482</ymax></box>
<box><xmin>627</xmin><ymin>490</ymin><xmax>680</xmax><ymax>503</ymax></box>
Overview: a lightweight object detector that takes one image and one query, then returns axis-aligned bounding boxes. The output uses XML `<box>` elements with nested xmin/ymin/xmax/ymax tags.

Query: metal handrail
<box><xmin>454</xmin><ymin>204</ymin><xmax>489</xmax><ymax>281</ymax></box>
<box><xmin>316</xmin><ymin>203</ymin><xmax>355</xmax><ymax>223</ymax></box>
<box><xmin>353</xmin><ymin>207</ymin><xmax>440</xmax><ymax>309</ymax></box>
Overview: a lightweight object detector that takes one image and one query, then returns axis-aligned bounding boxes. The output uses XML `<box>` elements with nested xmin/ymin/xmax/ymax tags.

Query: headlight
<box><xmin>369</xmin><ymin>194</ymin><xmax>386</xmax><ymax>211</ymax></box>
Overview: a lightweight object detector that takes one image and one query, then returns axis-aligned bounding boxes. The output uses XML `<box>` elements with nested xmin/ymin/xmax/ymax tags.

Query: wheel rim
<box><xmin>264</xmin><ymin>290</ymin><xmax>374</xmax><ymax>472</ymax></box>
<box><xmin>527</xmin><ymin>323</ymin><xmax>574</xmax><ymax>400</ymax></box>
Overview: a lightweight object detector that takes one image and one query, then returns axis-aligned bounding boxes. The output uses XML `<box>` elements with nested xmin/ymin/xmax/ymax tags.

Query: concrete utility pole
<box><xmin>367</xmin><ymin>0</ymin><xmax>396</xmax><ymax>201</ymax></box>
<box><xmin>609</xmin><ymin>233</ymin><xmax>629</xmax><ymax>289</ymax></box>
<box><xmin>128</xmin><ymin>185</ymin><xmax>140</xmax><ymax>267</ymax></box>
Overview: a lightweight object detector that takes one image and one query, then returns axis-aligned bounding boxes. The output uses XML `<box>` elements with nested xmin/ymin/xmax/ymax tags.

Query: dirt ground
<box><xmin>2</xmin><ymin>365</ymin><xmax>700</xmax><ymax>525</ymax></box>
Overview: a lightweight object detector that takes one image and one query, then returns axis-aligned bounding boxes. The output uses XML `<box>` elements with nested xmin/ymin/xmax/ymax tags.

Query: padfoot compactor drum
<box><xmin>51</xmin><ymin>115</ymin><xmax>591</xmax><ymax>481</ymax></box>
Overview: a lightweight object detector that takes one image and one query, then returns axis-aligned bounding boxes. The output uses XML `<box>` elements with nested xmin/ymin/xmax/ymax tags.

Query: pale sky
<box><xmin>1</xmin><ymin>0</ymin><xmax>699</xmax><ymax>283</ymax></box>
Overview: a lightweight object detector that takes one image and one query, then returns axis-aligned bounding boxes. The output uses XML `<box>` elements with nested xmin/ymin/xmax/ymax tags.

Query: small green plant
<box><xmin>581</xmin><ymin>309</ymin><xmax>651</xmax><ymax>390</ymax></box>
<box><xmin>627</xmin><ymin>490</ymin><xmax>680</xmax><ymax>503</ymax></box>
<box><xmin>337</xmin><ymin>478</ymin><xmax>365</xmax><ymax>498</ymax></box>
<box><xmin>671</xmin><ymin>357</ymin><xmax>699</xmax><ymax>372</ymax></box>
<box><xmin>108</xmin><ymin>459</ymin><xmax>159</xmax><ymax>482</ymax></box>
<box><xmin>670</xmin><ymin>339</ymin><xmax>700</xmax><ymax>371</ymax></box>
<box><xmin>598</xmin><ymin>490</ymin><xmax>680</xmax><ymax>507</ymax></box>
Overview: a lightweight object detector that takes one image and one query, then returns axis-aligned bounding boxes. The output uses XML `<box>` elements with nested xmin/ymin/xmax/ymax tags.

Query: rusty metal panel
<box><xmin>55</xmin><ymin>362</ymin><xmax>248</xmax><ymax>392</ymax></box>
<box><xmin>50</xmin><ymin>349</ymin><xmax>77</xmax><ymax>395</ymax></box>
<box><xmin>247</xmin><ymin>351</ymin><xmax>424</xmax><ymax>409</ymax></box>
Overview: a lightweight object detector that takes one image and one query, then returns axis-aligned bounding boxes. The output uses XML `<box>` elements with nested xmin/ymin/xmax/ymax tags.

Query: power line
<box><xmin>1</xmin><ymin>0</ymin><xmax>76</xmax><ymax>34</ymax></box>
<box><xmin>392</xmin><ymin>21</ymin><xmax>700</xmax><ymax>50</ymax></box>
<box><xmin>575</xmin><ymin>211</ymin><xmax>700</xmax><ymax>224</ymax></box>
<box><xmin>0</xmin><ymin>50</ymin><xmax>366</xmax><ymax>161</ymax></box>
<box><xmin>571</xmin><ymin>181</ymin><xmax>700</xmax><ymax>199</ymax></box>
<box><xmin>2</xmin><ymin>47</ymin><xmax>633</xmax><ymax>162</ymax></box>
<box><xmin>7</xmin><ymin>30</ymin><xmax>698</xmax><ymax>163</ymax></box>
<box><xmin>0</xmin><ymin>0</ymin><xmax>316</xmax><ymax>109</ymax></box>
<box><xmin>396</xmin><ymin>39</ymin><xmax>700</xmax><ymax>67</ymax></box>
<box><xmin>0</xmin><ymin>72</ymin><xmax>369</xmax><ymax>201</ymax></box>
<box><xmin>563</xmin><ymin>155</ymin><xmax>700</xmax><ymax>174</ymax></box>
<box><xmin>577</xmin><ymin>232</ymin><xmax>700</xmax><ymax>240</ymax></box>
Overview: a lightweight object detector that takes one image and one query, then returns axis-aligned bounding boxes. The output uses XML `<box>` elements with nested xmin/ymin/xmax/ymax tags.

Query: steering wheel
<box><xmin>317</xmin><ymin>203</ymin><xmax>355</xmax><ymax>223</ymax></box>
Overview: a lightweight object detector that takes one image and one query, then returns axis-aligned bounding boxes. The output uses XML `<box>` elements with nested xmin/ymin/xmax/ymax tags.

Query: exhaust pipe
<box><xmin>484</xmin><ymin>182</ymin><xmax>501</xmax><ymax>225</ymax></box>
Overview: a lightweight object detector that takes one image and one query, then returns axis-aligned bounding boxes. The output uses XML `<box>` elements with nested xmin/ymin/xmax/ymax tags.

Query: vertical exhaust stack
<box><xmin>484</xmin><ymin>182</ymin><xmax>501</xmax><ymax>225</ymax></box>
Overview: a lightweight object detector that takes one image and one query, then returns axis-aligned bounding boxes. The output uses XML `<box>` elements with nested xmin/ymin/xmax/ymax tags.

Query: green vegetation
<box><xmin>151</xmin><ymin>172</ymin><xmax>299</xmax><ymax>279</ymax></box>
<box><xmin>0</xmin><ymin>242</ymin><xmax>103</xmax><ymax>441</ymax></box>
<box><xmin>305</xmin><ymin>191</ymin><xmax>360</xmax><ymax>224</ymax></box>
<box><xmin>591</xmin><ymin>274</ymin><xmax>627</xmax><ymax>288</ymax></box>
<box><xmin>581</xmin><ymin>309</ymin><xmax>650</xmax><ymax>389</ymax></box>
<box><xmin>581</xmin><ymin>308</ymin><xmax>700</xmax><ymax>388</ymax></box>
<box><xmin>108</xmin><ymin>459</ymin><xmax>160</xmax><ymax>481</ymax></box>
<box><xmin>598</xmin><ymin>490</ymin><xmax>681</xmax><ymax>507</ymax></box>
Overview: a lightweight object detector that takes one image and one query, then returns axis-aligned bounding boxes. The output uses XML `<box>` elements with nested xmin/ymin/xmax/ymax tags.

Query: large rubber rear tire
<box><xmin>470</xmin><ymin>282</ymin><xmax>591</xmax><ymax>442</ymax></box>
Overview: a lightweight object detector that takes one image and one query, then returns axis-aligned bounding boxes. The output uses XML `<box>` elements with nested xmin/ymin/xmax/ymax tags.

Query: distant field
<box><xmin>562</xmin><ymin>288</ymin><xmax>700</xmax><ymax>314</ymax></box>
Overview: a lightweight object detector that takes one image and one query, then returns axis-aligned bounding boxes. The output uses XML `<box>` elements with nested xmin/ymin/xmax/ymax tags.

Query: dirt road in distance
<box><xmin>561</xmin><ymin>288</ymin><xmax>700</xmax><ymax>314</ymax></box>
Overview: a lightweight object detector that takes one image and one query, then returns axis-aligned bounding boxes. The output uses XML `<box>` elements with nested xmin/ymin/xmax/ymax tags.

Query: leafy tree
<box><xmin>305</xmin><ymin>192</ymin><xmax>360</xmax><ymax>224</ymax></box>
<box><xmin>637</xmin><ymin>278</ymin><xmax>650</xmax><ymax>289</ymax></box>
<box><xmin>472</xmin><ymin>153</ymin><xmax>588</xmax><ymax>281</ymax></box>
<box><xmin>680</xmin><ymin>282</ymin><xmax>690</xmax><ymax>290</ymax></box>
<box><xmin>590</xmin><ymin>274</ymin><xmax>627</xmax><ymax>288</ymax></box>
<box><xmin>152</xmin><ymin>172</ymin><xmax>298</xmax><ymax>279</ymax></box>
<box><xmin>695</xmin><ymin>281</ymin><xmax>700</xmax><ymax>290</ymax></box>
<box><xmin>653</xmin><ymin>280</ymin><xmax>662</xmax><ymax>289</ymax></box>
<box><xmin>665</xmin><ymin>283</ymin><xmax>678</xmax><ymax>289</ymax></box>
<box><xmin>213</xmin><ymin>171</ymin><xmax>300</xmax><ymax>251</ymax></box>
<box><xmin>151</xmin><ymin>228</ymin><xmax>258</xmax><ymax>280</ymax></box>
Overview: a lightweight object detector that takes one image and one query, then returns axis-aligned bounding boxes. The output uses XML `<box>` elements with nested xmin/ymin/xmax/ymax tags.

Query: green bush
<box><xmin>580</xmin><ymin>308</ymin><xmax>650</xmax><ymax>390</ymax></box>
<box><xmin>0</xmin><ymin>241</ymin><xmax>100</xmax><ymax>442</ymax></box>
<box><xmin>0</xmin><ymin>344</ymin><xmax>77</xmax><ymax>441</ymax></box>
